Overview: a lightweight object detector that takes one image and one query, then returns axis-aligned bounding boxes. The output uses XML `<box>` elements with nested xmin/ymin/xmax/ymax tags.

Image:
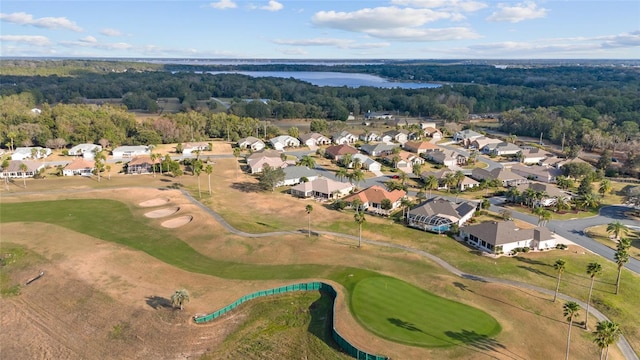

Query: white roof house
<box><xmin>332</xmin><ymin>131</ymin><xmax>358</xmax><ymax>145</ymax></box>
<box><xmin>68</xmin><ymin>144</ymin><xmax>102</xmax><ymax>159</ymax></box>
<box><xmin>182</xmin><ymin>142</ymin><xmax>210</xmax><ymax>155</ymax></box>
<box><xmin>237</xmin><ymin>136</ymin><xmax>265</xmax><ymax>151</ymax></box>
<box><xmin>276</xmin><ymin>166</ymin><xmax>319</xmax><ymax>187</ymax></box>
<box><xmin>299</xmin><ymin>133</ymin><xmax>331</xmax><ymax>147</ymax></box>
<box><xmin>63</xmin><ymin>158</ymin><xmax>95</xmax><ymax>177</ymax></box>
<box><xmin>269</xmin><ymin>135</ymin><xmax>300</xmax><ymax>151</ymax></box>
<box><xmin>460</xmin><ymin>220</ymin><xmax>556</xmax><ymax>255</ymax></box>
<box><xmin>0</xmin><ymin>160</ymin><xmax>45</xmax><ymax>179</ymax></box>
<box><xmin>11</xmin><ymin>147</ymin><xmax>52</xmax><ymax>161</ymax></box>
<box><xmin>351</xmin><ymin>153</ymin><xmax>382</xmax><ymax>172</ymax></box>
<box><xmin>111</xmin><ymin>145</ymin><xmax>151</xmax><ymax>159</ymax></box>
<box><xmin>290</xmin><ymin>177</ymin><xmax>353</xmax><ymax>199</ymax></box>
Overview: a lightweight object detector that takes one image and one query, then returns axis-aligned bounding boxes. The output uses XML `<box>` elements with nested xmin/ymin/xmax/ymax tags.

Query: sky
<box><xmin>1</xmin><ymin>0</ymin><xmax>639</xmax><ymax>59</ymax></box>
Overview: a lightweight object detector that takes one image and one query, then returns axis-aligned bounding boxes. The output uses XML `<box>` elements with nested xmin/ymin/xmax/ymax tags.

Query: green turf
<box><xmin>1</xmin><ymin>199</ymin><xmax>501</xmax><ymax>349</ymax></box>
<box><xmin>351</xmin><ymin>277</ymin><xmax>501</xmax><ymax>347</ymax></box>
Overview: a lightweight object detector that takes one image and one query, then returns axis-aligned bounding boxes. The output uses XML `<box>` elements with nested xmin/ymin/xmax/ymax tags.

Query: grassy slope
<box><xmin>0</xmin><ymin>198</ymin><xmax>501</xmax><ymax>350</ymax></box>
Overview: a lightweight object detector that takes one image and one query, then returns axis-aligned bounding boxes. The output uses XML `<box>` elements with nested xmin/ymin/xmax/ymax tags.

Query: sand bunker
<box><xmin>161</xmin><ymin>215</ymin><xmax>193</xmax><ymax>228</ymax></box>
<box><xmin>138</xmin><ymin>198</ymin><xmax>170</xmax><ymax>207</ymax></box>
<box><xmin>144</xmin><ymin>207</ymin><xmax>180</xmax><ymax>218</ymax></box>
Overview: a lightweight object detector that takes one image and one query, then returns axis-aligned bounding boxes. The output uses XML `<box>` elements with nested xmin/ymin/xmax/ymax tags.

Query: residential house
<box><xmin>62</xmin><ymin>158</ymin><xmax>95</xmax><ymax>176</ymax></box>
<box><xmin>237</xmin><ymin>136</ymin><xmax>266</xmax><ymax>151</ymax></box>
<box><xmin>420</xmin><ymin>122</ymin><xmax>437</xmax><ymax>130</ymax></box>
<box><xmin>518</xmin><ymin>147</ymin><xmax>551</xmax><ymax>164</ymax></box>
<box><xmin>68</xmin><ymin>144</ymin><xmax>102</xmax><ymax>159</ymax></box>
<box><xmin>276</xmin><ymin>166</ymin><xmax>319</xmax><ymax>187</ymax></box>
<box><xmin>246</xmin><ymin>150</ymin><xmax>288</xmax><ymax>174</ymax></box>
<box><xmin>299</xmin><ymin>133</ymin><xmax>331</xmax><ymax>147</ymax></box>
<box><xmin>403</xmin><ymin>141</ymin><xmax>439</xmax><ymax>154</ymax></box>
<box><xmin>290</xmin><ymin>177</ymin><xmax>353</xmax><ymax>199</ymax></box>
<box><xmin>11</xmin><ymin>147</ymin><xmax>52</xmax><ymax>161</ymax></box>
<box><xmin>112</xmin><ymin>145</ymin><xmax>150</xmax><ymax>159</ymax></box>
<box><xmin>423</xmin><ymin>127</ymin><xmax>442</xmax><ymax>140</ymax></box>
<box><xmin>470</xmin><ymin>137</ymin><xmax>502</xmax><ymax>151</ymax></box>
<box><xmin>511</xmin><ymin>164</ymin><xmax>563</xmax><ymax>183</ymax></box>
<box><xmin>364</xmin><ymin>111</ymin><xmax>394</xmax><ymax>121</ymax></box>
<box><xmin>324</xmin><ymin>144</ymin><xmax>359</xmax><ymax>161</ymax></box>
<box><xmin>0</xmin><ymin>160</ymin><xmax>44</xmax><ymax>179</ymax></box>
<box><xmin>482</xmin><ymin>142</ymin><xmax>522</xmax><ymax>156</ymax></box>
<box><xmin>460</xmin><ymin>220</ymin><xmax>556</xmax><ymax>254</ymax></box>
<box><xmin>351</xmin><ymin>154</ymin><xmax>382</xmax><ymax>172</ymax></box>
<box><xmin>331</xmin><ymin>131</ymin><xmax>358</xmax><ymax>145</ymax></box>
<box><xmin>421</xmin><ymin>169</ymin><xmax>479</xmax><ymax>191</ymax></box>
<box><xmin>381</xmin><ymin>130</ymin><xmax>409</xmax><ymax>145</ymax></box>
<box><xmin>406</xmin><ymin>197</ymin><xmax>477</xmax><ymax>233</ymax></box>
<box><xmin>270</xmin><ymin>135</ymin><xmax>300</xmax><ymax>151</ymax></box>
<box><xmin>344</xmin><ymin>185</ymin><xmax>406</xmax><ymax>216</ymax></box>
<box><xmin>471</xmin><ymin>167</ymin><xmax>528</xmax><ymax>187</ymax></box>
<box><xmin>384</xmin><ymin>151</ymin><xmax>424</xmax><ymax>170</ymax></box>
<box><xmin>359</xmin><ymin>143</ymin><xmax>398</xmax><ymax>157</ymax></box>
<box><xmin>126</xmin><ymin>156</ymin><xmax>158</xmax><ymax>174</ymax></box>
<box><xmin>359</xmin><ymin>132</ymin><xmax>380</xmax><ymax>143</ymax></box>
<box><xmin>541</xmin><ymin>156</ymin><xmax>593</xmax><ymax>171</ymax></box>
<box><xmin>425</xmin><ymin>150</ymin><xmax>467</xmax><ymax>168</ymax></box>
<box><xmin>515</xmin><ymin>182</ymin><xmax>572</xmax><ymax>207</ymax></box>
<box><xmin>182</xmin><ymin>142</ymin><xmax>210</xmax><ymax>155</ymax></box>
<box><xmin>453</xmin><ymin>129</ymin><xmax>483</xmax><ymax>147</ymax></box>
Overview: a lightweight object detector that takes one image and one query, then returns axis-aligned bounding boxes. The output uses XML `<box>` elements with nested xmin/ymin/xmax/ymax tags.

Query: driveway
<box><xmin>438</xmin><ymin>144</ymin><xmax>503</xmax><ymax>171</ymax></box>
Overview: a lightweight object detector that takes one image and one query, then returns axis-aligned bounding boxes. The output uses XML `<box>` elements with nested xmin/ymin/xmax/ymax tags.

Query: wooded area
<box><xmin>1</xmin><ymin>60</ymin><xmax>638</xmax><ymax>175</ymax></box>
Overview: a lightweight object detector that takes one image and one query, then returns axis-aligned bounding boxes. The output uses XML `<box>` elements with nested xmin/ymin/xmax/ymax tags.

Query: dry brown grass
<box><xmin>0</xmin><ymin>157</ymin><xmax>628</xmax><ymax>360</ymax></box>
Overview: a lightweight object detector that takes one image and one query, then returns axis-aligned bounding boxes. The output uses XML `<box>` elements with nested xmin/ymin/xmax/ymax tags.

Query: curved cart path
<box><xmin>181</xmin><ymin>190</ymin><xmax>638</xmax><ymax>360</ymax></box>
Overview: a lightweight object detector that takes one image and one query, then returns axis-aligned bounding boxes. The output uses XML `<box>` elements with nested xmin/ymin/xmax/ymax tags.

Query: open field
<box><xmin>1</xmin><ymin>158</ymin><xmax>637</xmax><ymax>359</ymax></box>
<box><xmin>585</xmin><ymin>225</ymin><xmax>640</xmax><ymax>260</ymax></box>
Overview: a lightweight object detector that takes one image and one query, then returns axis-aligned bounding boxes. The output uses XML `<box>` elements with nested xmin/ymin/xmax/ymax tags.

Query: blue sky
<box><xmin>1</xmin><ymin>0</ymin><xmax>639</xmax><ymax>59</ymax></box>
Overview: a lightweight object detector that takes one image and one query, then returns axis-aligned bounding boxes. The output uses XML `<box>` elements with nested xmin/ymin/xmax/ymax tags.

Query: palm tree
<box><xmin>598</xmin><ymin>179</ymin><xmax>612</xmax><ymax>196</ymax></box>
<box><xmin>584</xmin><ymin>262</ymin><xmax>602</xmax><ymax>329</ymax></box>
<box><xmin>149</xmin><ymin>152</ymin><xmax>158</xmax><ymax>177</ymax></box>
<box><xmin>352</xmin><ymin>157</ymin><xmax>362</xmax><ymax>171</ymax></box>
<box><xmin>553</xmin><ymin>259</ymin><xmax>566</xmax><ymax>302</ymax></box>
<box><xmin>454</xmin><ymin>170</ymin><xmax>466</xmax><ymax>190</ymax></box>
<box><xmin>94</xmin><ymin>150</ymin><xmax>106</xmax><ymax>183</ymax></box>
<box><xmin>563</xmin><ymin>301</ymin><xmax>581</xmax><ymax>360</ymax></box>
<box><xmin>298</xmin><ymin>155</ymin><xmax>316</xmax><ymax>169</ymax></box>
<box><xmin>614</xmin><ymin>238</ymin><xmax>631</xmax><ymax>295</ymax></box>
<box><xmin>578</xmin><ymin>193</ymin><xmax>601</xmax><ymax>210</ymax></box>
<box><xmin>105</xmin><ymin>164</ymin><xmax>112</xmax><ymax>180</ymax></box>
<box><xmin>424</xmin><ymin>175</ymin><xmax>438</xmax><ymax>197</ymax></box>
<box><xmin>505</xmin><ymin>187</ymin><xmax>520</xmax><ymax>204</ymax></box>
<box><xmin>354</xmin><ymin>210</ymin><xmax>366</xmax><ymax>248</ymax></box>
<box><xmin>555</xmin><ymin>196</ymin><xmax>570</xmax><ymax>213</ymax></box>
<box><xmin>171</xmin><ymin>289</ymin><xmax>190</xmax><ymax>310</ymax></box>
<box><xmin>533</xmin><ymin>208</ymin><xmax>552</xmax><ymax>226</ymax></box>
<box><xmin>19</xmin><ymin>162</ymin><xmax>28</xmax><ymax>188</ymax></box>
<box><xmin>443</xmin><ymin>172</ymin><xmax>457</xmax><ymax>193</ymax></box>
<box><xmin>340</xmin><ymin>153</ymin><xmax>353</xmax><ymax>168</ymax></box>
<box><xmin>593</xmin><ymin>320</ymin><xmax>622</xmax><ymax>360</ymax></box>
<box><xmin>412</xmin><ymin>162</ymin><xmax>423</xmax><ymax>177</ymax></box>
<box><xmin>350</xmin><ymin>169</ymin><xmax>365</xmax><ymax>188</ymax></box>
<box><xmin>204</xmin><ymin>164</ymin><xmax>213</xmax><ymax>195</ymax></box>
<box><xmin>556</xmin><ymin>175</ymin><xmax>573</xmax><ymax>190</ymax></box>
<box><xmin>523</xmin><ymin>187</ymin><xmax>537</xmax><ymax>208</ymax></box>
<box><xmin>193</xmin><ymin>160</ymin><xmax>203</xmax><ymax>198</ymax></box>
<box><xmin>305</xmin><ymin>204</ymin><xmax>313</xmax><ymax>237</ymax></box>
<box><xmin>606</xmin><ymin>221</ymin><xmax>628</xmax><ymax>240</ymax></box>
<box><xmin>336</xmin><ymin>168</ymin><xmax>348</xmax><ymax>182</ymax></box>
<box><xmin>233</xmin><ymin>147</ymin><xmax>241</xmax><ymax>179</ymax></box>
<box><xmin>400</xmin><ymin>197</ymin><xmax>413</xmax><ymax>221</ymax></box>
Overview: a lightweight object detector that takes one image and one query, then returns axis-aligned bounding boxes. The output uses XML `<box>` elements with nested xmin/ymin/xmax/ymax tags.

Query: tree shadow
<box><xmin>517</xmin><ymin>265</ymin><xmax>554</xmax><ymax>278</ymax></box>
<box><xmin>461</xmin><ymin>274</ymin><xmax>488</xmax><ymax>283</ymax></box>
<box><xmin>445</xmin><ymin>329</ymin><xmax>526</xmax><ymax>360</ymax></box>
<box><xmin>387</xmin><ymin>318</ymin><xmax>423</xmax><ymax>332</ymax></box>
<box><xmin>145</xmin><ymin>295</ymin><xmax>172</xmax><ymax>309</ymax></box>
<box><xmin>453</xmin><ymin>282</ymin><xmax>471</xmax><ymax>292</ymax></box>
<box><xmin>230</xmin><ymin>181</ymin><xmax>262</xmax><ymax>193</ymax></box>
<box><xmin>513</xmin><ymin>256</ymin><xmax>550</xmax><ymax>267</ymax></box>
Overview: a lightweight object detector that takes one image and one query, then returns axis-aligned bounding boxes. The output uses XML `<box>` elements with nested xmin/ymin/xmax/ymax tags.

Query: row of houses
<box><xmin>237</xmin><ymin>126</ymin><xmax>444</xmax><ymax>152</ymax></box>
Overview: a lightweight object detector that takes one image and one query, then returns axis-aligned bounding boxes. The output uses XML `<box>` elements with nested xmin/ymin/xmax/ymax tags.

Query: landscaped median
<box><xmin>1</xmin><ymin>198</ymin><xmax>502</xmax><ymax>358</ymax></box>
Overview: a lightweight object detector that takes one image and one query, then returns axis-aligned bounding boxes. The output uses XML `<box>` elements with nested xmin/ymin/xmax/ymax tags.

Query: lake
<box><xmin>200</xmin><ymin>71</ymin><xmax>441</xmax><ymax>89</ymax></box>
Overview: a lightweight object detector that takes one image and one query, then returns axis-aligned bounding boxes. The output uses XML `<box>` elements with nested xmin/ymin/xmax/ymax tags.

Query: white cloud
<box><xmin>487</xmin><ymin>2</ymin><xmax>547</xmax><ymax>23</ymax></box>
<box><xmin>391</xmin><ymin>0</ymin><xmax>488</xmax><ymax>12</ymax></box>
<box><xmin>261</xmin><ymin>1</ymin><xmax>283</xmax><ymax>12</ymax></box>
<box><xmin>0</xmin><ymin>12</ymin><xmax>83</xmax><ymax>32</ymax></box>
<box><xmin>0</xmin><ymin>34</ymin><xmax>51</xmax><ymax>46</ymax></box>
<box><xmin>273</xmin><ymin>37</ymin><xmax>390</xmax><ymax>49</ymax></box>
<box><xmin>59</xmin><ymin>37</ymin><xmax>133</xmax><ymax>50</ymax></box>
<box><xmin>209</xmin><ymin>0</ymin><xmax>237</xmax><ymax>10</ymax></box>
<box><xmin>313</xmin><ymin>7</ymin><xmax>452</xmax><ymax>31</ymax></box>
<box><xmin>100</xmin><ymin>28</ymin><xmax>123</xmax><ymax>37</ymax></box>
<box><xmin>368</xmin><ymin>27</ymin><xmax>480</xmax><ymax>41</ymax></box>
<box><xmin>279</xmin><ymin>48</ymin><xmax>308</xmax><ymax>56</ymax></box>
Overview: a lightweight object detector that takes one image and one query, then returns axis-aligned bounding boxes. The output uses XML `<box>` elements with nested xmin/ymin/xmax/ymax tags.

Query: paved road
<box><xmin>439</xmin><ymin>143</ymin><xmax>503</xmax><ymax>171</ymax></box>
<box><xmin>488</xmin><ymin>199</ymin><xmax>640</xmax><ymax>274</ymax></box>
<box><xmin>180</xmin><ymin>189</ymin><xmax>639</xmax><ymax>360</ymax></box>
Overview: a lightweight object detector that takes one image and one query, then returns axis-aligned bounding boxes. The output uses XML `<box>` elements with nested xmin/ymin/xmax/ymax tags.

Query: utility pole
<box><xmin>561</xmin><ymin>132</ymin><xmax>566</xmax><ymax>152</ymax></box>
<box><xmin>539</xmin><ymin>132</ymin><xmax>543</xmax><ymax>145</ymax></box>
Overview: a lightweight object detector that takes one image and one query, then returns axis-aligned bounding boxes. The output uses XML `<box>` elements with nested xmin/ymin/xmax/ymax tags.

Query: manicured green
<box><xmin>351</xmin><ymin>277</ymin><xmax>501</xmax><ymax>347</ymax></box>
<box><xmin>1</xmin><ymin>199</ymin><xmax>501</xmax><ymax>349</ymax></box>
